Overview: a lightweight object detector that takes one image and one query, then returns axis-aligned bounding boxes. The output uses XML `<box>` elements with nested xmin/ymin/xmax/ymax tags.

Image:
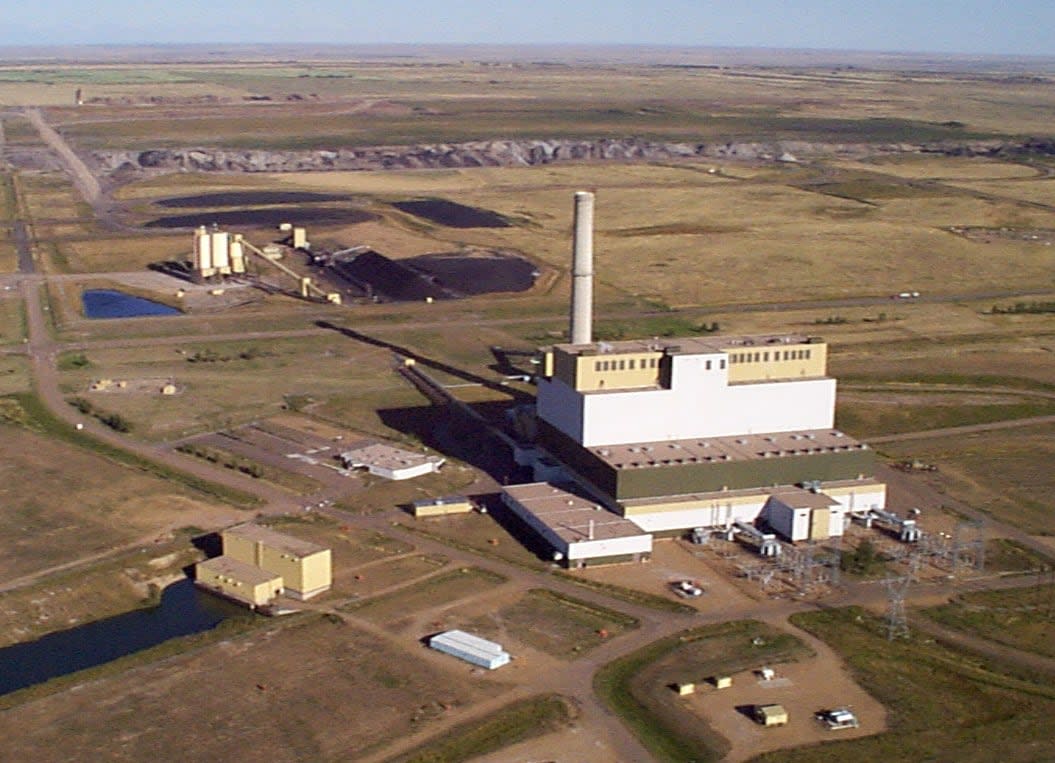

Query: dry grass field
<box><xmin>10</xmin><ymin>59</ymin><xmax>1051</xmax><ymax>149</ymax></box>
<box><xmin>463</xmin><ymin>588</ymin><xmax>638</xmax><ymax>660</ymax></box>
<box><xmin>54</xmin><ymin>334</ymin><xmax>406</xmax><ymax>440</ymax></box>
<box><xmin>102</xmin><ymin>157</ymin><xmax>1055</xmax><ymax>311</ymax></box>
<box><xmin>0</xmin><ymin>538</ymin><xmax>203</xmax><ymax>649</ymax></box>
<box><xmin>0</xmin><ymin>613</ymin><xmax>510</xmax><ymax>762</ymax></box>
<box><xmin>341</xmin><ymin>566</ymin><xmax>508</xmax><ymax>628</ymax></box>
<box><xmin>878</xmin><ymin>424</ymin><xmax>1055</xmax><ymax>536</ymax></box>
<box><xmin>0</xmin><ymin>423</ymin><xmax>240</xmax><ymax>582</ymax></box>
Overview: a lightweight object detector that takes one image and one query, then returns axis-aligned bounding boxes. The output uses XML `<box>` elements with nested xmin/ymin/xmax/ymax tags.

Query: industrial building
<box><xmin>502</xmin><ymin>482</ymin><xmax>653</xmax><ymax>567</ymax></box>
<box><xmin>340</xmin><ymin>443</ymin><xmax>445</xmax><ymax>481</ymax></box>
<box><xmin>222</xmin><ymin>523</ymin><xmax>332</xmax><ymax>600</ymax></box>
<box><xmin>511</xmin><ymin>191</ymin><xmax>886</xmax><ymax>557</ymax></box>
<box><xmin>195</xmin><ymin>555</ymin><xmax>284</xmax><ymax>609</ymax></box>
<box><xmin>412</xmin><ymin>495</ymin><xmax>474</xmax><ymax>517</ymax></box>
<box><xmin>531</xmin><ymin>331</ymin><xmax>885</xmax><ymax>540</ymax></box>
<box><xmin>428</xmin><ymin>630</ymin><xmax>510</xmax><ymax>670</ymax></box>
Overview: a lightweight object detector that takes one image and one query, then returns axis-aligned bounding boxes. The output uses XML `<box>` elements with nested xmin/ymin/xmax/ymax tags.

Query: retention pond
<box><xmin>0</xmin><ymin>579</ymin><xmax>249</xmax><ymax>697</ymax></box>
<box><xmin>82</xmin><ymin>289</ymin><xmax>181</xmax><ymax>319</ymax></box>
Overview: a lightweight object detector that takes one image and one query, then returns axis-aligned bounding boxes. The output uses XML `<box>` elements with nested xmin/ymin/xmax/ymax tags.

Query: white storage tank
<box><xmin>194</xmin><ymin>226</ymin><xmax>213</xmax><ymax>274</ymax></box>
<box><xmin>211</xmin><ymin>231</ymin><xmax>231</xmax><ymax>273</ymax></box>
<box><xmin>428</xmin><ymin>629</ymin><xmax>510</xmax><ymax>670</ymax></box>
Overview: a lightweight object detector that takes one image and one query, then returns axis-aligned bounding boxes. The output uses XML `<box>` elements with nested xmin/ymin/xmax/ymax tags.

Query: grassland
<box><xmin>0</xmin><ymin>392</ymin><xmax>260</xmax><ymax>507</ymax></box>
<box><xmin>54</xmin><ymin>334</ymin><xmax>408</xmax><ymax>440</ymax></box>
<box><xmin>878</xmin><ymin>423</ymin><xmax>1055</xmax><ymax>535</ymax></box>
<box><xmin>922</xmin><ymin>584</ymin><xmax>1055</xmax><ymax>659</ymax></box>
<box><xmin>0</xmin><ymin>417</ymin><xmax>244</xmax><ymax>582</ymax></box>
<box><xmin>28</xmin><ymin>60</ymin><xmax>1055</xmax><ymax>149</ymax></box>
<box><xmin>465</xmin><ymin>588</ymin><xmax>639</xmax><ymax>659</ymax></box>
<box><xmin>0</xmin><ymin>612</ymin><xmax>508</xmax><ymax>762</ymax></box>
<box><xmin>754</xmin><ymin>607</ymin><xmax>1055</xmax><ymax>763</ymax></box>
<box><xmin>836</xmin><ymin>389</ymin><xmax>1055</xmax><ymax>438</ymax></box>
<box><xmin>389</xmin><ymin>694</ymin><xmax>575</xmax><ymax>763</ymax></box>
<box><xmin>341</xmin><ymin>566</ymin><xmax>508</xmax><ymax>626</ymax></box>
<box><xmin>0</xmin><ymin>532</ymin><xmax>207</xmax><ymax>648</ymax></box>
<box><xmin>594</xmin><ymin>620</ymin><xmax>814</xmax><ymax>763</ymax></box>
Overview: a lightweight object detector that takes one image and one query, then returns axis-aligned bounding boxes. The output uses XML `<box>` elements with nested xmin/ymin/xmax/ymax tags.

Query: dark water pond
<box><xmin>0</xmin><ymin>579</ymin><xmax>248</xmax><ymax>697</ymax></box>
<box><xmin>392</xmin><ymin>199</ymin><xmax>510</xmax><ymax>228</ymax></box>
<box><xmin>144</xmin><ymin>207</ymin><xmax>380</xmax><ymax>229</ymax></box>
<box><xmin>156</xmin><ymin>191</ymin><xmax>353</xmax><ymax>208</ymax></box>
<box><xmin>83</xmin><ymin>289</ymin><xmax>181</xmax><ymax>318</ymax></box>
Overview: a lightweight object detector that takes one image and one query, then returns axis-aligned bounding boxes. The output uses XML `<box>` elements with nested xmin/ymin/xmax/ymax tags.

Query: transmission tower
<box><xmin>827</xmin><ymin>534</ymin><xmax>842</xmax><ymax>587</ymax></box>
<box><xmin>883</xmin><ymin>575</ymin><xmax>911</xmax><ymax>640</ymax></box>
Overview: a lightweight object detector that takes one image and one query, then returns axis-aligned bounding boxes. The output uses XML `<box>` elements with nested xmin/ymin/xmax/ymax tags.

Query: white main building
<box><xmin>503</xmin><ymin>333</ymin><xmax>887</xmax><ymax>566</ymax></box>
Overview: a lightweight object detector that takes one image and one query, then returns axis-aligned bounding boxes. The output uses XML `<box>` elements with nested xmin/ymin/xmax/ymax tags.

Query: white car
<box><xmin>816</xmin><ymin>708</ymin><xmax>859</xmax><ymax>729</ymax></box>
<box><xmin>671</xmin><ymin>580</ymin><xmax>704</xmax><ymax>597</ymax></box>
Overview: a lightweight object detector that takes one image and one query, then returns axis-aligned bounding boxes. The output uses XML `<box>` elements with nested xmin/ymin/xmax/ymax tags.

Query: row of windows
<box><xmin>593</xmin><ymin>357</ymin><xmax>660</xmax><ymax>372</ymax></box>
<box><xmin>729</xmin><ymin>348</ymin><xmax>812</xmax><ymax>364</ymax></box>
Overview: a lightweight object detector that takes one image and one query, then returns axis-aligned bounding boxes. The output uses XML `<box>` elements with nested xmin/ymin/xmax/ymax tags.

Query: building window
<box><xmin>720</xmin><ymin>359</ymin><xmax>726</xmax><ymax>369</ymax></box>
<box><xmin>763</xmin><ymin>351</ymin><xmax>769</xmax><ymax>362</ymax></box>
<box><xmin>594</xmin><ymin>361</ymin><xmax>601</xmax><ymax>372</ymax></box>
<box><xmin>806</xmin><ymin>349</ymin><xmax>812</xmax><ymax>359</ymax></box>
<box><xmin>629</xmin><ymin>359</ymin><xmax>636</xmax><ymax>370</ymax></box>
<box><xmin>705</xmin><ymin>359</ymin><xmax>712</xmax><ymax>370</ymax></box>
<box><xmin>618</xmin><ymin>360</ymin><xmax>626</xmax><ymax>370</ymax></box>
<box><xmin>754</xmin><ymin>352</ymin><xmax>761</xmax><ymax>362</ymax></box>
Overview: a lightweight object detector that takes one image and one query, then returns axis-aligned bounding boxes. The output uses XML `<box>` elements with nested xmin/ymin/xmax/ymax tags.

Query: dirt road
<box><xmin>23</xmin><ymin>108</ymin><xmax>103</xmax><ymax>211</ymax></box>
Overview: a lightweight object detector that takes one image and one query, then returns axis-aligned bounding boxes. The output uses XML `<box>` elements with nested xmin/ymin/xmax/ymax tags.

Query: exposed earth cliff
<box><xmin>91</xmin><ymin>136</ymin><xmax>1055</xmax><ymax>176</ymax></box>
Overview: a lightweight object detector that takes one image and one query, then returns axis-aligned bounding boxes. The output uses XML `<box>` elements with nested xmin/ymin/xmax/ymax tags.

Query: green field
<box><xmin>922</xmin><ymin>584</ymin><xmax>1055</xmax><ymax>659</ymax></box>
<box><xmin>755</xmin><ymin>607</ymin><xmax>1055</xmax><ymax>763</ymax></box>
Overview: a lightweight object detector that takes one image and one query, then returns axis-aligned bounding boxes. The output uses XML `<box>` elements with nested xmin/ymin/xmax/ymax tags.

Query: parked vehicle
<box><xmin>671</xmin><ymin>580</ymin><xmax>704</xmax><ymax>597</ymax></box>
<box><xmin>815</xmin><ymin>708</ymin><xmax>860</xmax><ymax>729</ymax></box>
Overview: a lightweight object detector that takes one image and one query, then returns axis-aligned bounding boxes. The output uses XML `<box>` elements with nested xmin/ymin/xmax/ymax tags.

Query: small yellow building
<box><xmin>754</xmin><ymin>704</ymin><xmax>789</xmax><ymax>727</ymax></box>
<box><xmin>195</xmin><ymin>555</ymin><xmax>283</xmax><ymax>608</ymax></box>
<box><xmin>223</xmin><ymin>524</ymin><xmax>332</xmax><ymax>600</ymax></box>
<box><xmin>412</xmin><ymin>496</ymin><xmax>474</xmax><ymax>518</ymax></box>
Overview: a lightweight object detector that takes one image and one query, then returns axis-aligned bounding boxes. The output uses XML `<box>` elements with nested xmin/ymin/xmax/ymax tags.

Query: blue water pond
<box><xmin>82</xmin><ymin>289</ymin><xmax>181</xmax><ymax>319</ymax></box>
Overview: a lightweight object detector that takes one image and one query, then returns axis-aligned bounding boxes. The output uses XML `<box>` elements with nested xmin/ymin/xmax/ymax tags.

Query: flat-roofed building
<box><xmin>340</xmin><ymin>443</ymin><xmax>445</xmax><ymax>481</ymax></box>
<box><xmin>429</xmin><ymin>629</ymin><xmax>510</xmax><ymax>670</ymax></box>
<box><xmin>195</xmin><ymin>555</ymin><xmax>283</xmax><ymax>609</ymax></box>
<box><xmin>502</xmin><ymin>482</ymin><xmax>652</xmax><ymax>567</ymax></box>
<box><xmin>222</xmin><ymin>524</ymin><xmax>331</xmax><ymax>600</ymax></box>
<box><xmin>537</xmin><ymin>335</ymin><xmax>834</xmax><ymax>448</ymax></box>
<box><xmin>547</xmin><ymin>428</ymin><xmax>875</xmax><ymax>503</ymax></box>
<box><xmin>528</xmin><ymin>332</ymin><xmax>886</xmax><ymax>538</ymax></box>
<box><xmin>412</xmin><ymin>495</ymin><xmax>474</xmax><ymax>517</ymax></box>
<box><xmin>764</xmin><ymin>486</ymin><xmax>844</xmax><ymax>542</ymax></box>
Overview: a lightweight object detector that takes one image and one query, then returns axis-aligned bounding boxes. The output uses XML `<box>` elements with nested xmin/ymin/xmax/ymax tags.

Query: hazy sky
<box><xmin>3</xmin><ymin>0</ymin><xmax>1053</xmax><ymax>57</ymax></box>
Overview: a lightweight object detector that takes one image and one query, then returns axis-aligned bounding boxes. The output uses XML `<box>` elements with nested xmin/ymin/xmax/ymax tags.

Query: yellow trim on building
<box><xmin>725</xmin><ymin>342</ymin><xmax>827</xmax><ymax>383</ymax></box>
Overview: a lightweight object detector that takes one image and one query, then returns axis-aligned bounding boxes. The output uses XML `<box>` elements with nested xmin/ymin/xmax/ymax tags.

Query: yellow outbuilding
<box><xmin>195</xmin><ymin>555</ymin><xmax>283</xmax><ymax>608</ymax></box>
<box><xmin>222</xmin><ymin>524</ymin><xmax>332</xmax><ymax>600</ymax></box>
<box><xmin>412</xmin><ymin>496</ymin><xmax>474</xmax><ymax>518</ymax></box>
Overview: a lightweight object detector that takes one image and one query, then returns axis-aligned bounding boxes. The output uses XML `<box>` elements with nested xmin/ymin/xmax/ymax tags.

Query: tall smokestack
<box><xmin>570</xmin><ymin>191</ymin><xmax>594</xmax><ymax>345</ymax></box>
